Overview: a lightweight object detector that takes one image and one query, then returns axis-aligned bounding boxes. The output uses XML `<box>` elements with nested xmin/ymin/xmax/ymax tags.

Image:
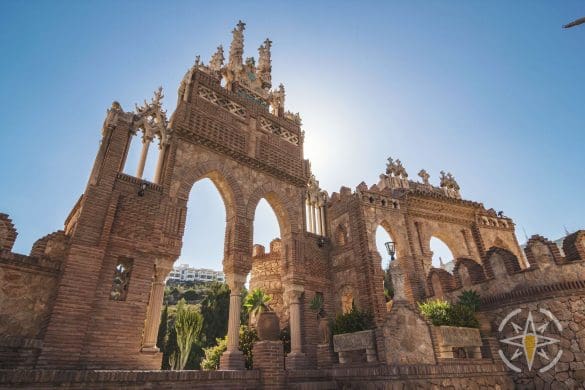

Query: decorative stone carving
<box><xmin>110</xmin><ymin>258</ymin><xmax>133</xmax><ymax>301</ymax></box>
<box><xmin>257</xmin><ymin>38</ymin><xmax>272</xmax><ymax>88</ymax></box>
<box><xmin>269</xmin><ymin>83</ymin><xmax>285</xmax><ymax>117</ymax></box>
<box><xmin>418</xmin><ymin>169</ymin><xmax>430</xmax><ymax>185</ymax></box>
<box><xmin>134</xmin><ymin>87</ymin><xmax>172</xmax><ymax>146</ymax></box>
<box><xmin>209</xmin><ymin>45</ymin><xmax>225</xmax><ymax>73</ymax></box>
<box><xmin>228</xmin><ymin>20</ymin><xmax>245</xmax><ymax>73</ymax></box>
<box><xmin>439</xmin><ymin>170</ymin><xmax>461</xmax><ymax>199</ymax></box>
<box><xmin>379</xmin><ymin>157</ymin><xmax>409</xmax><ymax>189</ymax></box>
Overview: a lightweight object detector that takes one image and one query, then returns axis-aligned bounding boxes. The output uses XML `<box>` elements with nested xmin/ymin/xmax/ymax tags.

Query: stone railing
<box><xmin>332</xmin><ymin>329</ymin><xmax>377</xmax><ymax>364</ymax></box>
<box><xmin>432</xmin><ymin>326</ymin><xmax>482</xmax><ymax>359</ymax></box>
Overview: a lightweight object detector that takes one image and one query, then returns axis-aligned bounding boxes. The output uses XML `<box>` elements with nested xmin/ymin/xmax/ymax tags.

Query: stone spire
<box><xmin>228</xmin><ymin>20</ymin><xmax>246</xmax><ymax>72</ymax></box>
<box><xmin>209</xmin><ymin>45</ymin><xmax>225</xmax><ymax>73</ymax></box>
<box><xmin>257</xmin><ymin>38</ymin><xmax>272</xmax><ymax>89</ymax></box>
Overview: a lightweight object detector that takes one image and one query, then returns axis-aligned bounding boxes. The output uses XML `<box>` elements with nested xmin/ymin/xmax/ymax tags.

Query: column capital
<box><xmin>285</xmin><ymin>285</ymin><xmax>304</xmax><ymax>303</ymax></box>
<box><xmin>225</xmin><ymin>273</ymin><xmax>247</xmax><ymax>293</ymax></box>
<box><xmin>154</xmin><ymin>256</ymin><xmax>176</xmax><ymax>283</ymax></box>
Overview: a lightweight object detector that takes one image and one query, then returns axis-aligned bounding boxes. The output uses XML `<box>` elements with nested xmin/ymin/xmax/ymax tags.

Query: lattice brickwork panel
<box><xmin>259</xmin><ymin>117</ymin><xmax>299</xmax><ymax>146</ymax></box>
<box><xmin>198</xmin><ymin>86</ymin><xmax>246</xmax><ymax>119</ymax></box>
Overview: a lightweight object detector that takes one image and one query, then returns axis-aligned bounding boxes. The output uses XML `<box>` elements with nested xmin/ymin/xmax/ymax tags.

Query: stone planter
<box><xmin>332</xmin><ymin>329</ymin><xmax>377</xmax><ymax>364</ymax></box>
<box><xmin>433</xmin><ymin>326</ymin><xmax>482</xmax><ymax>359</ymax></box>
<box><xmin>256</xmin><ymin>311</ymin><xmax>280</xmax><ymax>341</ymax></box>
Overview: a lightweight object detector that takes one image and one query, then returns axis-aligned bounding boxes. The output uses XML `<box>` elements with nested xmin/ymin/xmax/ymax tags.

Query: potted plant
<box><xmin>244</xmin><ymin>288</ymin><xmax>279</xmax><ymax>341</ymax></box>
<box><xmin>309</xmin><ymin>293</ymin><xmax>331</xmax><ymax>345</ymax></box>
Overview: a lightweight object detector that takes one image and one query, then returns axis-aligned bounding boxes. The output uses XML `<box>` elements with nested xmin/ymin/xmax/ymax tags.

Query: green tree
<box><xmin>174</xmin><ymin>299</ymin><xmax>203</xmax><ymax>370</ymax></box>
<box><xmin>157</xmin><ymin>304</ymin><xmax>169</xmax><ymax>369</ymax></box>
<box><xmin>200</xmin><ymin>282</ymin><xmax>230</xmax><ymax>347</ymax></box>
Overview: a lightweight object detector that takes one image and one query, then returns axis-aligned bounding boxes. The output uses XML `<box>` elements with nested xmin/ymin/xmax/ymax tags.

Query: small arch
<box><xmin>452</xmin><ymin>258</ymin><xmax>486</xmax><ymax>287</ymax></box>
<box><xmin>426</xmin><ymin>268</ymin><xmax>456</xmax><ymax>298</ymax></box>
<box><xmin>485</xmin><ymin>247</ymin><xmax>522</xmax><ymax>278</ymax></box>
<box><xmin>246</xmin><ymin>182</ymin><xmax>298</xmax><ymax>238</ymax></box>
<box><xmin>429</xmin><ymin>236</ymin><xmax>455</xmax><ymax>271</ymax></box>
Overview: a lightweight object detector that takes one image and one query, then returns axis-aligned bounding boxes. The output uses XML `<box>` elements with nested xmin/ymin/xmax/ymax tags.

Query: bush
<box><xmin>201</xmin><ymin>337</ymin><xmax>227</xmax><ymax>370</ymax></box>
<box><xmin>418</xmin><ymin>299</ymin><xmax>452</xmax><ymax>326</ymax></box>
<box><xmin>331</xmin><ymin>306</ymin><xmax>374</xmax><ymax>335</ymax></box>
<box><xmin>201</xmin><ymin>325</ymin><xmax>258</xmax><ymax>370</ymax></box>
<box><xmin>418</xmin><ymin>299</ymin><xmax>479</xmax><ymax>328</ymax></box>
<box><xmin>458</xmin><ymin>290</ymin><xmax>481</xmax><ymax>312</ymax></box>
<box><xmin>448</xmin><ymin>303</ymin><xmax>480</xmax><ymax>328</ymax></box>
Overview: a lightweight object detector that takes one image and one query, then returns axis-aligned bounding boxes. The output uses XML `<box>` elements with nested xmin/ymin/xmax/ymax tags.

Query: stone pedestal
<box><xmin>253</xmin><ymin>341</ymin><xmax>285</xmax><ymax>390</ymax></box>
<box><xmin>316</xmin><ymin>343</ymin><xmax>336</xmax><ymax>369</ymax></box>
<box><xmin>285</xmin><ymin>351</ymin><xmax>307</xmax><ymax>370</ymax></box>
<box><xmin>219</xmin><ymin>350</ymin><xmax>246</xmax><ymax>370</ymax></box>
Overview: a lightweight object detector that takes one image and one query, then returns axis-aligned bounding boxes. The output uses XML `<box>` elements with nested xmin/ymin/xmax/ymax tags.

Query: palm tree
<box><xmin>243</xmin><ymin>288</ymin><xmax>272</xmax><ymax>323</ymax></box>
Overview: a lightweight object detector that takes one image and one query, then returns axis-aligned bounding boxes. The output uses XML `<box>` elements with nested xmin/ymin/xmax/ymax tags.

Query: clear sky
<box><xmin>1</xmin><ymin>1</ymin><xmax>584</xmax><ymax>271</ymax></box>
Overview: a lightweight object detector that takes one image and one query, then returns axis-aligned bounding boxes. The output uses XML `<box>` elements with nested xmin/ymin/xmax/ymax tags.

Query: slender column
<box><xmin>142</xmin><ymin>258</ymin><xmax>173</xmax><ymax>352</ymax></box>
<box><xmin>319</xmin><ymin>206</ymin><xmax>326</xmax><ymax>236</ymax></box>
<box><xmin>310</xmin><ymin>205</ymin><xmax>317</xmax><ymax>233</ymax></box>
<box><xmin>136</xmin><ymin>136</ymin><xmax>151</xmax><ymax>179</ymax></box>
<box><xmin>220</xmin><ymin>273</ymin><xmax>247</xmax><ymax>370</ymax></box>
<box><xmin>315</xmin><ymin>207</ymin><xmax>321</xmax><ymax>235</ymax></box>
<box><xmin>307</xmin><ymin>202</ymin><xmax>314</xmax><ymax>233</ymax></box>
<box><xmin>153</xmin><ymin>144</ymin><xmax>166</xmax><ymax>184</ymax></box>
<box><xmin>289</xmin><ymin>291</ymin><xmax>302</xmax><ymax>353</ymax></box>
<box><xmin>285</xmin><ymin>286</ymin><xmax>306</xmax><ymax>369</ymax></box>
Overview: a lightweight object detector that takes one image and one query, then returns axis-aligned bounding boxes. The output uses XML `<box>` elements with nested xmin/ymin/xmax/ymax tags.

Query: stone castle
<box><xmin>1</xmin><ymin>22</ymin><xmax>584</xmax><ymax>389</ymax></box>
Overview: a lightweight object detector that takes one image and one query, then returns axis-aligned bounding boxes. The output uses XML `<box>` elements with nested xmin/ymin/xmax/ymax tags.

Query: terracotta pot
<box><xmin>257</xmin><ymin>311</ymin><xmax>280</xmax><ymax>341</ymax></box>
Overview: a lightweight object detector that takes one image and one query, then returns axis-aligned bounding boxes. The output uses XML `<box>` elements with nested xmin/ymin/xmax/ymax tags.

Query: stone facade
<box><xmin>0</xmin><ymin>21</ymin><xmax>584</xmax><ymax>389</ymax></box>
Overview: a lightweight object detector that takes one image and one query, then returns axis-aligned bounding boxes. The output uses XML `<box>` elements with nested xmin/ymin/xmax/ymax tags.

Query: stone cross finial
<box><xmin>418</xmin><ymin>169</ymin><xmax>430</xmax><ymax>185</ymax></box>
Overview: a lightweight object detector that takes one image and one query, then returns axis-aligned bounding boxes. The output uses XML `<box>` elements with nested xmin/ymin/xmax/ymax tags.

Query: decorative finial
<box><xmin>209</xmin><ymin>45</ymin><xmax>225</xmax><ymax>72</ymax></box>
<box><xmin>228</xmin><ymin>20</ymin><xmax>246</xmax><ymax>71</ymax></box>
<box><xmin>258</xmin><ymin>38</ymin><xmax>272</xmax><ymax>89</ymax></box>
<box><xmin>418</xmin><ymin>169</ymin><xmax>430</xmax><ymax>185</ymax></box>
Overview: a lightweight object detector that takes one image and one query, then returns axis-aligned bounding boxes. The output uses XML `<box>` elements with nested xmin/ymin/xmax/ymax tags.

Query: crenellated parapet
<box><xmin>427</xmin><ymin>231</ymin><xmax>585</xmax><ymax>305</ymax></box>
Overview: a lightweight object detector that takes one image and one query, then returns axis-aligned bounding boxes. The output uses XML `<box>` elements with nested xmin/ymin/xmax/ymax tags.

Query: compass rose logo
<box><xmin>498</xmin><ymin>308</ymin><xmax>563</xmax><ymax>373</ymax></box>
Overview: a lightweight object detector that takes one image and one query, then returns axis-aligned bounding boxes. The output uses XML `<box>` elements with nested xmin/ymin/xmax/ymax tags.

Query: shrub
<box><xmin>331</xmin><ymin>306</ymin><xmax>374</xmax><ymax>335</ymax></box>
<box><xmin>201</xmin><ymin>337</ymin><xmax>227</xmax><ymax>370</ymax></box>
<box><xmin>418</xmin><ymin>299</ymin><xmax>452</xmax><ymax>326</ymax></box>
<box><xmin>418</xmin><ymin>299</ymin><xmax>479</xmax><ymax>328</ymax></box>
<box><xmin>201</xmin><ymin>325</ymin><xmax>258</xmax><ymax>370</ymax></box>
<box><xmin>457</xmin><ymin>290</ymin><xmax>481</xmax><ymax>312</ymax></box>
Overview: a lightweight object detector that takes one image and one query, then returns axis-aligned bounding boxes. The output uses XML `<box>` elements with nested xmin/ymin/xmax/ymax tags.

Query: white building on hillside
<box><xmin>167</xmin><ymin>264</ymin><xmax>225</xmax><ymax>283</ymax></box>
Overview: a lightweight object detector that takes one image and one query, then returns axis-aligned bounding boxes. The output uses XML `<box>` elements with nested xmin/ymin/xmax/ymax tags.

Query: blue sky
<box><xmin>1</xmin><ymin>1</ymin><xmax>584</xmax><ymax>270</ymax></box>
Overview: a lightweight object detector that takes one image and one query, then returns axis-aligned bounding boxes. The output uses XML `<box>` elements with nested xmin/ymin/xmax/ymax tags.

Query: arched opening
<box><xmin>430</xmin><ymin>236</ymin><xmax>455</xmax><ymax>272</ymax></box>
<box><xmin>160</xmin><ymin>177</ymin><xmax>229</xmax><ymax>370</ymax></box>
<box><xmin>123</xmin><ymin>133</ymin><xmax>161</xmax><ymax>181</ymax></box>
<box><xmin>249</xmin><ymin>198</ymin><xmax>282</xmax><ymax>319</ymax></box>
<box><xmin>375</xmin><ymin>225</ymin><xmax>397</xmax><ymax>310</ymax></box>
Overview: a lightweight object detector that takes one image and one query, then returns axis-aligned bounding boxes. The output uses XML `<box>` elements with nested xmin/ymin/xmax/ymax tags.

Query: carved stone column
<box><xmin>153</xmin><ymin>144</ymin><xmax>166</xmax><ymax>184</ymax></box>
<box><xmin>285</xmin><ymin>286</ymin><xmax>306</xmax><ymax>369</ymax></box>
<box><xmin>220</xmin><ymin>273</ymin><xmax>247</xmax><ymax>370</ymax></box>
<box><xmin>136</xmin><ymin>135</ymin><xmax>152</xmax><ymax>179</ymax></box>
<box><xmin>307</xmin><ymin>201</ymin><xmax>314</xmax><ymax>233</ymax></box>
<box><xmin>142</xmin><ymin>257</ymin><xmax>174</xmax><ymax>352</ymax></box>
